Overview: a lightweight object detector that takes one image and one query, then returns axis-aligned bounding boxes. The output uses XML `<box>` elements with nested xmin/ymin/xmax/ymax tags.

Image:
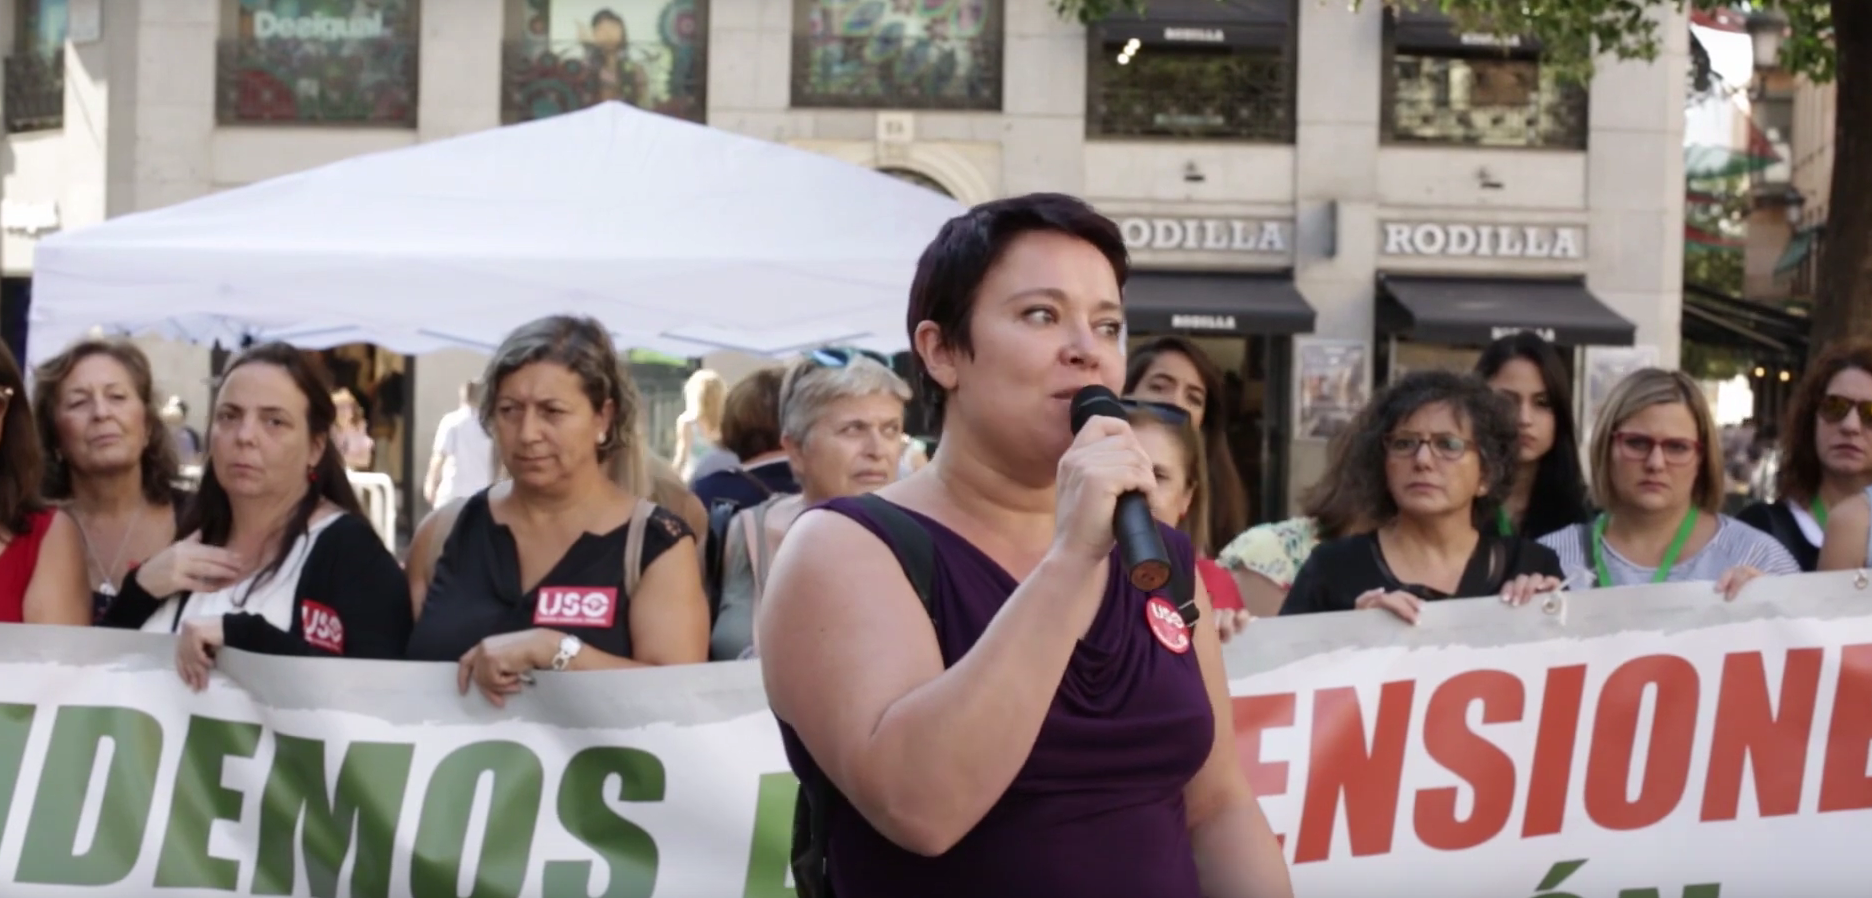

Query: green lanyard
<box><xmin>1496</xmin><ymin>507</ymin><xmax>1515</xmax><ymax>537</ymax></box>
<box><xmin>1811</xmin><ymin>497</ymin><xmax>1829</xmax><ymax>530</ymax></box>
<box><xmin>1592</xmin><ymin>508</ymin><xmax>1698</xmax><ymax>587</ymax></box>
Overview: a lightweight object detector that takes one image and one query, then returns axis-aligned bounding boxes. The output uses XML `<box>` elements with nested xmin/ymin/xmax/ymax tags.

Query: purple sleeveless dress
<box><xmin>776</xmin><ymin>497</ymin><xmax>1215</xmax><ymax>896</ymax></box>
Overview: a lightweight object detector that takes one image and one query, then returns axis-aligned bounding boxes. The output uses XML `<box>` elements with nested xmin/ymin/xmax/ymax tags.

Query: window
<box><xmin>216</xmin><ymin>0</ymin><xmax>419</xmax><ymax>126</ymax></box>
<box><xmin>791</xmin><ymin>0</ymin><xmax>1001</xmax><ymax>110</ymax></box>
<box><xmin>879</xmin><ymin>167</ymin><xmax>953</xmax><ymax>197</ymax></box>
<box><xmin>1087</xmin><ymin>43</ymin><xmax>1292</xmax><ymax>141</ymax></box>
<box><xmin>502</xmin><ymin>0</ymin><xmax>708</xmax><ymax>124</ymax></box>
<box><xmin>6</xmin><ymin>0</ymin><xmax>66</xmax><ymax>132</ymax></box>
<box><xmin>1385</xmin><ymin>13</ymin><xmax>1586</xmax><ymax>149</ymax></box>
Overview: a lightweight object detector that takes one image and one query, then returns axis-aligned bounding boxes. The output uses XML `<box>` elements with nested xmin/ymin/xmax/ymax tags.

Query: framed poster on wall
<box><xmin>1581</xmin><ymin>344</ymin><xmax>1660</xmax><ymax>438</ymax></box>
<box><xmin>1294</xmin><ymin>337</ymin><xmax>1370</xmax><ymax>443</ymax></box>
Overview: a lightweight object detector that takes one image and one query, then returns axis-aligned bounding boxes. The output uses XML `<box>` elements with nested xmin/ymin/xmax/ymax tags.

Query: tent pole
<box><xmin>401</xmin><ymin>353</ymin><xmax>417</xmax><ymax>555</ymax></box>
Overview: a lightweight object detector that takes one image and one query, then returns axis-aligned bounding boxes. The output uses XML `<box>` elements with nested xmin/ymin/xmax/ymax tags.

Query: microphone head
<box><xmin>1070</xmin><ymin>384</ymin><xmax>1126</xmax><ymax>434</ymax></box>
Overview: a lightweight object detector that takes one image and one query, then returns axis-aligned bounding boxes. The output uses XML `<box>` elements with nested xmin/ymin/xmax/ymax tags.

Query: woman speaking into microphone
<box><xmin>755</xmin><ymin>194</ymin><xmax>1291</xmax><ymax>897</ymax></box>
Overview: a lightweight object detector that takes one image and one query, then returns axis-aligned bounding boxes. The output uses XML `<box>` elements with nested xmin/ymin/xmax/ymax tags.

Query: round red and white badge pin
<box><xmin>1144</xmin><ymin>597</ymin><xmax>1191</xmax><ymax>654</ymax></box>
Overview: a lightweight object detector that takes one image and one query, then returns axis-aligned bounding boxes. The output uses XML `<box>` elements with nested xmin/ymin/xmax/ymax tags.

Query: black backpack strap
<box><xmin>790</xmin><ymin>494</ymin><xmax>936</xmax><ymax>898</ymax></box>
<box><xmin>850</xmin><ymin>494</ymin><xmax>936</xmax><ymax>613</ymax></box>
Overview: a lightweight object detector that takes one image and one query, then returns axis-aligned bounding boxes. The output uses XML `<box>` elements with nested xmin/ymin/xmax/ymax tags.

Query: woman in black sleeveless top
<box><xmin>31</xmin><ymin>338</ymin><xmax>193</xmax><ymax>622</ymax></box>
<box><xmin>1282</xmin><ymin>372</ymin><xmax>1564</xmax><ymax>622</ymax></box>
<box><xmin>405</xmin><ymin>316</ymin><xmax>709</xmax><ymax>706</ymax></box>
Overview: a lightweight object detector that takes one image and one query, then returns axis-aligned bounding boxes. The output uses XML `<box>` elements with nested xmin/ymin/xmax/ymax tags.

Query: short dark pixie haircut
<box><xmin>904</xmin><ymin>193</ymin><xmax>1130</xmax><ymax>431</ymax></box>
<box><xmin>1338</xmin><ymin>370</ymin><xmax>1519</xmax><ymax>528</ymax></box>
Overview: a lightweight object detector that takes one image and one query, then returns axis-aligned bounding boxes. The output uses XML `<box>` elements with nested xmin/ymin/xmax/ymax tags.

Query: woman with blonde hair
<box><xmin>1539</xmin><ymin>368</ymin><xmax>1796</xmax><ymax>596</ymax></box>
<box><xmin>673</xmin><ymin>369</ymin><xmax>727</xmax><ymax>480</ymax></box>
<box><xmin>406</xmin><ymin>315</ymin><xmax>709</xmax><ymax>706</ymax></box>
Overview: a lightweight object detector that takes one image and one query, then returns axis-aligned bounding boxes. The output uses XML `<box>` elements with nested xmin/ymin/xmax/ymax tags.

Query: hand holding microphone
<box><xmin>1058</xmin><ymin>387</ymin><xmax>1186</xmax><ymax>622</ymax></box>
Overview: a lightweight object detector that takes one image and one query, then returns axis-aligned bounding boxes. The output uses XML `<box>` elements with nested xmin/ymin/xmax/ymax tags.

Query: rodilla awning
<box><xmin>1125</xmin><ymin>272</ymin><xmax>1315</xmax><ymax>336</ymax></box>
<box><xmin>1096</xmin><ymin>0</ymin><xmax>1291</xmax><ymax>49</ymax></box>
<box><xmin>1378</xmin><ymin>276</ymin><xmax>1635</xmax><ymax>346</ymax></box>
<box><xmin>1389</xmin><ymin>8</ymin><xmax>1541</xmax><ymax>55</ymax></box>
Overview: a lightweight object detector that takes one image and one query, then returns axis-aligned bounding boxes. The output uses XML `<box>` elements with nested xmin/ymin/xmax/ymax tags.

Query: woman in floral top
<box><xmin>1219</xmin><ymin>431</ymin><xmax>1371</xmax><ymax>616</ymax></box>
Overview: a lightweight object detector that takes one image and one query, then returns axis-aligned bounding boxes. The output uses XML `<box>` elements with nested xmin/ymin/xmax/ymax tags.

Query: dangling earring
<box><xmin>307</xmin><ymin>465</ymin><xmax>317</xmax><ymax>483</ymax></box>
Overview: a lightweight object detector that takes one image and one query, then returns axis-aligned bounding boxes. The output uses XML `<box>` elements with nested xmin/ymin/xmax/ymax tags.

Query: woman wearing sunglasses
<box><xmin>1122</xmin><ymin>398</ymin><xmax>1253</xmax><ymax>639</ymax></box>
<box><xmin>710</xmin><ymin>348</ymin><xmax>909</xmax><ymax>660</ymax></box>
<box><xmin>1474</xmin><ymin>332</ymin><xmax>1593</xmax><ymax>539</ymax></box>
<box><xmin>1539</xmin><ymin>368</ymin><xmax>1797</xmax><ymax>597</ymax></box>
<box><xmin>1739</xmin><ymin>342</ymin><xmax>1872</xmax><ymax>571</ymax></box>
<box><xmin>1280</xmin><ymin>371</ymin><xmax>1563</xmax><ymax>623</ymax></box>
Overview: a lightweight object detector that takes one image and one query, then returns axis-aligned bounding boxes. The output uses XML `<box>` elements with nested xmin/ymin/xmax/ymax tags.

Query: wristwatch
<box><xmin>550</xmin><ymin>635</ymin><xmax>584</xmax><ymax>671</ymax></box>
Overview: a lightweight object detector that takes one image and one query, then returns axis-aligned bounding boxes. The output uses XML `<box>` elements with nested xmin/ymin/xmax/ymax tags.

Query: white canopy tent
<box><xmin>27</xmin><ymin>101</ymin><xmax>967</xmax><ymax>364</ymax></box>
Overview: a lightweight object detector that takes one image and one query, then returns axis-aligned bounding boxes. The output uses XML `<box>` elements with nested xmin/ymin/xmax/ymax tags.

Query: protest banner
<box><xmin>0</xmin><ymin>571</ymin><xmax>1863</xmax><ymax>896</ymax></box>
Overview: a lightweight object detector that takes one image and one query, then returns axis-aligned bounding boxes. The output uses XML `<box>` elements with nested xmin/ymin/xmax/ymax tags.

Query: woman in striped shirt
<box><xmin>1539</xmin><ymin>368</ymin><xmax>1798</xmax><ymax>596</ymax></box>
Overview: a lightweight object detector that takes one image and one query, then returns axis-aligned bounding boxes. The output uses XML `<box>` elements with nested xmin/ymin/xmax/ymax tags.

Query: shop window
<box><xmin>791</xmin><ymin>0</ymin><xmax>1002</xmax><ymax>111</ymax></box>
<box><xmin>502</xmin><ymin>0</ymin><xmax>708</xmax><ymax>124</ymax></box>
<box><xmin>5</xmin><ymin>0</ymin><xmax>66</xmax><ymax>133</ymax></box>
<box><xmin>1087</xmin><ymin>42</ymin><xmax>1293</xmax><ymax>142</ymax></box>
<box><xmin>216</xmin><ymin>0</ymin><xmax>419</xmax><ymax>126</ymax></box>
<box><xmin>1384</xmin><ymin>15</ymin><xmax>1587</xmax><ymax>150</ymax></box>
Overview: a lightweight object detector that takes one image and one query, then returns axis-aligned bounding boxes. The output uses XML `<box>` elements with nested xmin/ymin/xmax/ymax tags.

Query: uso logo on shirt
<box><xmin>535</xmin><ymin>587</ymin><xmax>618</xmax><ymax>628</ymax></box>
<box><xmin>1144</xmin><ymin>596</ymin><xmax>1191</xmax><ymax>654</ymax></box>
<box><xmin>300</xmin><ymin>600</ymin><xmax>345</xmax><ymax>654</ymax></box>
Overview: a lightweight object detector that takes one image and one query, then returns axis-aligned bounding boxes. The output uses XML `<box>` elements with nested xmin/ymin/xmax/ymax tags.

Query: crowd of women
<box><xmin>0</xmin><ymin>193</ymin><xmax>1864</xmax><ymax>894</ymax></box>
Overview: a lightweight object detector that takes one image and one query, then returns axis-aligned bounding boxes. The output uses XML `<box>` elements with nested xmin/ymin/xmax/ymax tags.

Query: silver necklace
<box><xmin>75</xmin><ymin>507</ymin><xmax>144</xmax><ymax>598</ymax></box>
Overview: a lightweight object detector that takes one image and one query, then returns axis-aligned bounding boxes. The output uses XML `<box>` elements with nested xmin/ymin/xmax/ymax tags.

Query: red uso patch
<box><xmin>534</xmin><ymin>587</ymin><xmax>618</xmax><ymax>628</ymax></box>
<box><xmin>300</xmin><ymin>601</ymin><xmax>345</xmax><ymax>654</ymax></box>
<box><xmin>1144</xmin><ymin>596</ymin><xmax>1191</xmax><ymax>654</ymax></box>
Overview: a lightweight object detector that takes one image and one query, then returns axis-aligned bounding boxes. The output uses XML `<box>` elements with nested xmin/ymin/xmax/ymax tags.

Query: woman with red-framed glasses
<box><xmin>1539</xmin><ymin>368</ymin><xmax>1797</xmax><ymax>597</ymax></box>
<box><xmin>1739</xmin><ymin>341</ymin><xmax>1872</xmax><ymax>571</ymax></box>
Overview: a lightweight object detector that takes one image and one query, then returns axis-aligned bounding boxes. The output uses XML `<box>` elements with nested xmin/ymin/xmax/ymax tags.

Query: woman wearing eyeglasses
<box><xmin>1738</xmin><ymin>342</ymin><xmax>1872</xmax><ymax>571</ymax></box>
<box><xmin>1538</xmin><ymin>368</ymin><xmax>1797</xmax><ymax>597</ymax></box>
<box><xmin>1474</xmin><ymin>332</ymin><xmax>1593</xmax><ymax>539</ymax></box>
<box><xmin>1280</xmin><ymin>371</ymin><xmax>1563</xmax><ymax>623</ymax></box>
<box><xmin>710</xmin><ymin>349</ymin><xmax>910</xmax><ymax>660</ymax></box>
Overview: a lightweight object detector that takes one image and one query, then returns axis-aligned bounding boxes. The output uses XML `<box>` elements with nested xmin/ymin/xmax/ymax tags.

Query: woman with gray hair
<box><xmin>711</xmin><ymin>347</ymin><xmax>909</xmax><ymax>660</ymax></box>
<box><xmin>405</xmin><ymin>315</ymin><xmax>710</xmax><ymax>706</ymax></box>
<box><xmin>1280</xmin><ymin>370</ymin><xmax>1564</xmax><ymax>623</ymax></box>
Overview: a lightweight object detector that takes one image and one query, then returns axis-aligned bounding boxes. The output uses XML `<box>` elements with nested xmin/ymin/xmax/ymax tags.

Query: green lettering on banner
<box><xmin>253</xmin><ymin>735</ymin><xmax>415</xmax><ymax>898</ymax></box>
<box><xmin>410</xmin><ymin>741</ymin><xmax>543</xmax><ymax>898</ymax></box>
<box><xmin>16</xmin><ymin>705</ymin><xmax>164</xmax><ymax>886</ymax></box>
<box><xmin>154</xmin><ymin>715</ymin><xmax>263</xmax><ymax>890</ymax></box>
<box><xmin>0</xmin><ymin>705</ymin><xmax>38</xmax><ymax>850</ymax></box>
<box><xmin>742</xmin><ymin>772</ymin><xmax>799</xmax><ymax>898</ymax></box>
<box><xmin>542</xmin><ymin>746</ymin><xmax>666</xmax><ymax>898</ymax></box>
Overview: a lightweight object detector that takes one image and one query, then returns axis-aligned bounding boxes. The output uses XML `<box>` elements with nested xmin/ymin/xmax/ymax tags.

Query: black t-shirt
<box><xmin>1280</xmin><ymin>531</ymin><xmax>1564</xmax><ymax>615</ymax></box>
<box><xmin>405</xmin><ymin>490</ymin><xmax>694</xmax><ymax>662</ymax></box>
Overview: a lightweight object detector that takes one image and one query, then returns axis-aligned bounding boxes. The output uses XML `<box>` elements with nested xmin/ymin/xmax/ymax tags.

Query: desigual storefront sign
<box><xmin>1381</xmin><ymin>222</ymin><xmax>1584</xmax><ymax>260</ymax></box>
<box><xmin>252</xmin><ymin>10</ymin><xmax>387</xmax><ymax>40</ymax></box>
<box><xmin>1119</xmin><ymin>217</ymin><xmax>1291</xmax><ymax>254</ymax></box>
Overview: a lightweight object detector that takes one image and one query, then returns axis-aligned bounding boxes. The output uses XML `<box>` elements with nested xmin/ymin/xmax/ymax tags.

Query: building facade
<box><xmin>1</xmin><ymin>0</ymin><xmax>1686</xmax><ymax>519</ymax></box>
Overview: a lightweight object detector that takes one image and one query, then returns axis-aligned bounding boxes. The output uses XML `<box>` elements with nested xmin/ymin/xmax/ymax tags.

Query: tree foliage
<box><xmin>1052</xmin><ymin>1</ymin><xmax>1837</xmax><ymax>84</ymax></box>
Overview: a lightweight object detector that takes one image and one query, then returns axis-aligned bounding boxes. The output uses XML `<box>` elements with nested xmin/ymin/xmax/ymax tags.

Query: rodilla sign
<box><xmin>0</xmin><ymin>575</ymin><xmax>1866</xmax><ymax>897</ymax></box>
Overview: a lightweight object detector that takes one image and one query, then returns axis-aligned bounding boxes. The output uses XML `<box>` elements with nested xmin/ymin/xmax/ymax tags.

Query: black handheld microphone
<box><xmin>1069</xmin><ymin>385</ymin><xmax>1174</xmax><ymax>595</ymax></box>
